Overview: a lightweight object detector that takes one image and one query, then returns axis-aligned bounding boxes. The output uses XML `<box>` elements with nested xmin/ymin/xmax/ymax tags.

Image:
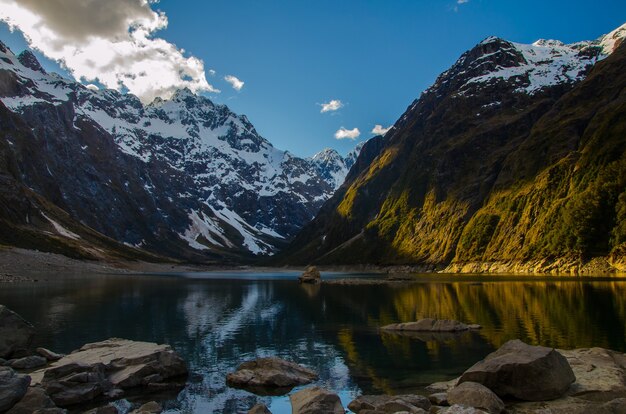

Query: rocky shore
<box><xmin>223</xmin><ymin>335</ymin><xmax>626</xmax><ymax>414</ymax></box>
<box><xmin>0</xmin><ymin>305</ymin><xmax>188</xmax><ymax>413</ymax></box>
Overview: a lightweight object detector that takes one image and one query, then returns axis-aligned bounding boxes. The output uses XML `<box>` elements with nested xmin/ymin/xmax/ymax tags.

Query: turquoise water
<box><xmin>1</xmin><ymin>271</ymin><xmax>625</xmax><ymax>413</ymax></box>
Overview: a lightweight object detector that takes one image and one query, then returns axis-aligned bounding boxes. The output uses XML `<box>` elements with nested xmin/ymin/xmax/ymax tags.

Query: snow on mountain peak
<box><xmin>599</xmin><ymin>22</ymin><xmax>626</xmax><ymax>54</ymax></box>
<box><xmin>0</xmin><ymin>44</ymin><xmax>346</xmax><ymax>255</ymax></box>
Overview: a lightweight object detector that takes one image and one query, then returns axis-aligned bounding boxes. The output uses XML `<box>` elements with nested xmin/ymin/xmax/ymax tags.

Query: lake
<box><xmin>1</xmin><ymin>271</ymin><xmax>625</xmax><ymax>413</ymax></box>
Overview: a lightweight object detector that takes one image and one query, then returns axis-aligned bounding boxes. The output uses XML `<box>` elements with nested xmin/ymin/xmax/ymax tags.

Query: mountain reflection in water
<box><xmin>0</xmin><ymin>273</ymin><xmax>624</xmax><ymax>413</ymax></box>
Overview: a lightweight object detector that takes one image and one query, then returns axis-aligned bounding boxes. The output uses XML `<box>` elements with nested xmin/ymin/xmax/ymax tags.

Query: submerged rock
<box><xmin>348</xmin><ymin>394</ymin><xmax>431</xmax><ymax>413</ymax></box>
<box><xmin>0</xmin><ymin>366</ymin><xmax>31</xmax><ymax>412</ymax></box>
<box><xmin>289</xmin><ymin>386</ymin><xmax>344</xmax><ymax>414</ymax></box>
<box><xmin>447</xmin><ymin>381</ymin><xmax>504</xmax><ymax>414</ymax></box>
<box><xmin>226</xmin><ymin>357</ymin><xmax>317</xmax><ymax>395</ymax></box>
<box><xmin>381</xmin><ymin>318</ymin><xmax>481</xmax><ymax>332</ymax></box>
<box><xmin>458</xmin><ymin>339</ymin><xmax>575</xmax><ymax>401</ymax></box>
<box><xmin>298</xmin><ymin>266</ymin><xmax>321</xmax><ymax>284</ymax></box>
<box><xmin>0</xmin><ymin>305</ymin><xmax>36</xmax><ymax>359</ymax></box>
<box><xmin>30</xmin><ymin>338</ymin><xmax>187</xmax><ymax>407</ymax></box>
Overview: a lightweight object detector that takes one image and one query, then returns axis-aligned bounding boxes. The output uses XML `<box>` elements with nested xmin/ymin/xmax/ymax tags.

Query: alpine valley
<box><xmin>1</xmin><ymin>22</ymin><xmax>626</xmax><ymax>273</ymax></box>
<box><xmin>0</xmin><ymin>40</ymin><xmax>363</xmax><ymax>261</ymax></box>
<box><xmin>279</xmin><ymin>23</ymin><xmax>626</xmax><ymax>274</ymax></box>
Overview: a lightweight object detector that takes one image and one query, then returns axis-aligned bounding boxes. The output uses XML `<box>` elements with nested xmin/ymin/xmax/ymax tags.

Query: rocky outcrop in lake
<box><xmin>226</xmin><ymin>357</ymin><xmax>318</xmax><ymax>395</ymax></box>
<box><xmin>289</xmin><ymin>386</ymin><xmax>344</xmax><ymax>414</ymax></box>
<box><xmin>298</xmin><ymin>266</ymin><xmax>321</xmax><ymax>284</ymax></box>
<box><xmin>381</xmin><ymin>318</ymin><xmax>481</xmax><ymax>332</ymax></box>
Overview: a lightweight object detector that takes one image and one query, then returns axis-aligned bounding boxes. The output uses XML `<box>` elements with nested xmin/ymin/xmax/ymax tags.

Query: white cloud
<box><xmin>334</xmin><ymin>127</ymin><xmax>360</xmax><ymax>140</ymax></box>
<box><xmin>371</xmin><ymin>124</ymin><xmax>392</xmax><ymax>135</ymax></box>
<box><xmin>0</xmin><ymin>0</ymin><xmax>219</xmax><ymax>103</ymax></box>
<box><xmin>457</xmin><ymin>0</ymin><xmax>469</xmax><ymax>3</ymax></box>
<box><xmin>320</xmin><ymin>99</ymin><xmax>343</xmax><ymax>113</ymax></box>
<box><xmin>224</xmin><ymin>75</ymin><xmax>244</xmax><ymax>91</ymax></box>
<box><xmin>208</xmin><ymin>69</ymin><xmax>216</xmax><ymax>76</ymax></box>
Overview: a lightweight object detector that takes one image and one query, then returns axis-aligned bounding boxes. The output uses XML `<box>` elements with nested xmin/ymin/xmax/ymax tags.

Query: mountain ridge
<box><xmin>0</xmin><ymin>40</ymin><xmax>362</xmax><ymax>259</ymax></box>
<box><xmin>277</xmin><ymin>23</ymin><xmax>626</xmax><ymax>273</ymax></box>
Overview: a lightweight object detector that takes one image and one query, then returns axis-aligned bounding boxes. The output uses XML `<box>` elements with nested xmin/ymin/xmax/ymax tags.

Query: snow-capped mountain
<box><xmin>309</xmin><ymin>142</ymin><xmax>365</xmax><ymax>189</ymax></box>
<box><xmin>0</xmin><ymin>41</ymin><xmax>356</xmax><ymax>257</ymax></box>
<box><xmin>425</xmin><ymin>23</ymin><xmax>625</xmax><ymax>101</ymax></box>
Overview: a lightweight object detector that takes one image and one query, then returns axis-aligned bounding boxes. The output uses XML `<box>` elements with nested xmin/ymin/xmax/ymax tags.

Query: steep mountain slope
<box><xmin>279</xmin><ymin>24</ymin><xmax>626</xmax><ymax>272</ymax></box>
<box><xmin>0</xmin><ymin>41</ymin><xmax>358</xmax><ymax>258</ymax></box>
<box><xmin>0</xmin><ymin>101</ymin><xmax>172</xmax><ymax>262</ymax></box>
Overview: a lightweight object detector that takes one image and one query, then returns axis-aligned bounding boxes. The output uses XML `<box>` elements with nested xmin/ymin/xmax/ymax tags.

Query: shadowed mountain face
<box><xmin>278</xmin><ymin>24</ymin><xmax>626</xmax><ymax>269</ymax></box>
<box><xmin>0</xmin><ymin>42</ymin><xmax>363</xmax><ymax>260</ymax></box>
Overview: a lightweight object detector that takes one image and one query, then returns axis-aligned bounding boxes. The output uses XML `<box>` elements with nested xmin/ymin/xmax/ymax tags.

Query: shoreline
<box><xmin>1</xmin><ymin>247</ymin><xmax>626</xmax><ymax>281</ymax></box>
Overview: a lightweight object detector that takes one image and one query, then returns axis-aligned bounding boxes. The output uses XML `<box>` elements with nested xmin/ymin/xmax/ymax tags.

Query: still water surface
<box><xmin>1</xmin><ymin>271</ymin><xmax>625</xmax><ymax>413</ymax></box>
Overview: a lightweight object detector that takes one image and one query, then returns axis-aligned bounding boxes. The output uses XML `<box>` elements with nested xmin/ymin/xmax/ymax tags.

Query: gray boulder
<box><xmin>348</xmin><ymin>394</ymin><xmax>431</xmax><ymax>413</ymax></box>
<box><xmin>248</xmin><ymin>403</ymin><xmax>272</xmax><ymax>414</ymax></box>
<box><xmin>447</xmin><ymin>382</ymin><xmax>504</xmax><ymax>414</ymax></box>
<box><xmin>381</xmin><ymin>318</ymin><xmax>481</xmax><ymax>332</ymax></box>
<box><xmin>0</xmin><ymin>366</ymin><xmax>31</xmax><ymax>412</ymax></box>
<box><xmin>458</xmin><ymin>339</ymin><xmax>575</xmax><ymax>401</ymax></box>
<box><xmin>298</xmin><ymin>267</ymin><xmax>321</xmax><ymax>284</ymax></box>
<box><xmin>0</xmin><ymin>305</ymin><xmax>36</xmax><ymax>359</ymax></box>
<box><xmin>289</xmin><ymin>386</ymin><xmax>344</xmax><ymax>414</ymax></box>
<box><xmin>10</xmin><ymin>355</ymin><xmax>47</xmax><ymax>370</ymax></box>
<box><xmin>30</xmin><ymin>338</ymin><xmax>187</xmax><ymax>407</ymax></box>
<box><xmin>36</xmin><ymin>348</ymin><xmax>64</xmax><ymax>362</ymax></box>
<box><xmin>41</xmin><ymin>362</ymin><xmax>110</xmax><ymax>406</ymax></box>
<box><xmin>226</xmin><ymin>357</ymin><xmax>317</xmax><ymax>394</ymax></box>
<box><xmin>429</xmin><ymin>392</ymin><xmax>448</xmax><ymax>405</ymax></box>
<box><xmin>5</xmin><ymin>386</ymin><xmax>65</xmax><ymax>414</ymax></box>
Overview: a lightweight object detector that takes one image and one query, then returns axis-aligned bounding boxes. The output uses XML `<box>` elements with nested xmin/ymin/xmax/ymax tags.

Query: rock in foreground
<box><xmin>289</xmin><ymin>387</ymin><xmax>344</xmax><ymax>414</ymax></box>
<box><xmin>381</xmin><ymin>318</ymin><xmax>481</xmax><ymax>332</ymax></box>
<box><xmin>298</xmin><ymin>267</ymin><xmax>321</xmax><ymax>284</ymax></box>
<box><xmin>248</xmin><ymin>403</ymin><xmax>272</xmax><ymax>414</ymax></box>
<box><xmin>458</xmin><ymin>339</ymin><xmax>575</xmax><ymax>401</ymax></box>
<box><xmin>5</xmin><ymin>386</ymin><xmax>64</xmax><ymax>414</ymax></box>
<box><xmin>0</xmin><ymin>366</ymin><xmax>31</xmax><ymax>412</ymax></box>
<box><xmin>226</xmin><ymin>357</ymin><xmax>318</xmax><ymax>395</ymax></box>
<box><xmin>447</xmin><ymin>381</ymin><xmax>504</xmax><ymax>414</ymax></box>
<box><xmin>30</xmin><ymin>338</ymin><xmax>187</xmax><ymax>406</ymax></box>
<box><xmin>0</xmin><ymin>305</ymin><xmax>36</xmax><ymax>359</ymax></box>
<box><xmin>348</xmin><ymin>394</ymin><xmax>431</xmax><ymax>413</ymax></box>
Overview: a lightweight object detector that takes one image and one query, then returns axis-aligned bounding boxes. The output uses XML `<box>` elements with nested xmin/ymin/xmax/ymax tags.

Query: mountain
<box><xmin>278</xmin><ymin>23</ymin><xmax>626</xmax><ymax>273</ymax></box>
<box><xmin>309</xmin><ymin>142</ymin><xmax>366</xmax><ymax>189</ymax></box>
<box><xmin>0</xmin><ymin>41</ymin><xmax>359</xmax><ymax>259</ymax></box>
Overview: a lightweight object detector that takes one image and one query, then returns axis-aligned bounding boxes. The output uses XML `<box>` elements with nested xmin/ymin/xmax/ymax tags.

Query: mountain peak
<box><xmin>17</xmin><ymin>50</ymin><xmax>46</xmax><ymax>74</ymax></box>
<box><xmin>599</xmin><ymin>22</ymin><xmax>626</xmax><ymax>54</ymax></box>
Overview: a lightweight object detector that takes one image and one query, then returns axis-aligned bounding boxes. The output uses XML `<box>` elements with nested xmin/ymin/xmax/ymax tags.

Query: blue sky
<box><xmin>1</xmin><ymin>0</ymin><xmax>625</xmax><ymax>157</ymax></box>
